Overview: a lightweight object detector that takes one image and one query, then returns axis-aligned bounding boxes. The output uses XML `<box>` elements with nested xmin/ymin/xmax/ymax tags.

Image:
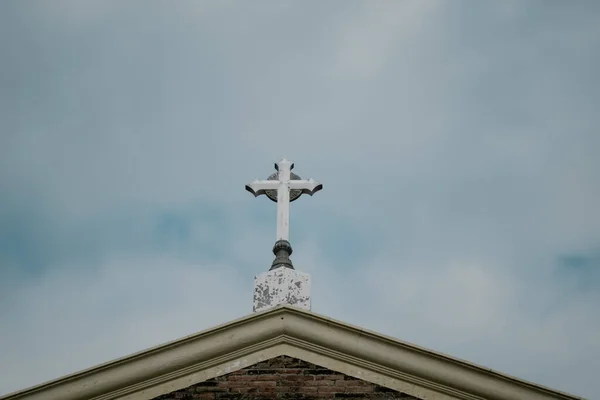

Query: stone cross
<box><xmin>247</xmin><ymin>158</ymin><xmax>322</xmax><ymax>312</ymax></box>
<box><xmin>246</xmin><ymin>158</ymin><xmax>322</xmax><ymax>270</ymax></box>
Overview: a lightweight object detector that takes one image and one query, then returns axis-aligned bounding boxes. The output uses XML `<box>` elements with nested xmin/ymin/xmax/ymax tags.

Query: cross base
<box><xmin>253</xmin><ymin>267</ymin><xmax>311</xmax><ymax>312</ymax></box>
<box><xmin>271</xmin><ymin>240</ymin><xmax>294</xmax><ymax>270</ymax></box>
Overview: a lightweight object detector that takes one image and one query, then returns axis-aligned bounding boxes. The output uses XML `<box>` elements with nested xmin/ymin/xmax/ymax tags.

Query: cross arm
<box><xmin>288</xmin><ymin>179</ymin><xmax>323</xmax><ymax>196</ymax></box>
<box><xmin>245</xmin><ymin>179</ymin><xmax>279</xmax><ymax>197</ymax></box>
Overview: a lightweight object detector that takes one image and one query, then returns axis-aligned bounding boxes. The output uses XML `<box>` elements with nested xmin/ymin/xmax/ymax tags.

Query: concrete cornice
<box><xmin>0</xmin><ymin>306</ymin><xmax>585</xmax><ymax>400</ymax></box>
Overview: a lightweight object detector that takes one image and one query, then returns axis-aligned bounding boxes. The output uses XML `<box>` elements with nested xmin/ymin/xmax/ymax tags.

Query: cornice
<box><xmin>0</xmin><ymin>310</ymin><xmax>284</xmax><ymax>400</ymax></box>
<box><xmin>279</xmin><ymin>308</ymin><xmax>584</xmax><ymax>400</ymax></box>
<box><xmin>0</xmin><ymin>306</ymin><xmax>585</xmax><ymax>400</ymax></box>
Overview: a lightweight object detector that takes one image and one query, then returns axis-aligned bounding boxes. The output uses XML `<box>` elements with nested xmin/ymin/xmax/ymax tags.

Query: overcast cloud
<box><xmin>1</xmin><ymin>1</ymin><xmax>599</xmax><ymax>398</ymax></box>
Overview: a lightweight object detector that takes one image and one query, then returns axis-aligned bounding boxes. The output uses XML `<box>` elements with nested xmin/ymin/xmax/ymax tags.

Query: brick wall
<box><xmin>153</xmin><ymin>356</ymin><xmax>420</xmax><ymax>400</ymax></box>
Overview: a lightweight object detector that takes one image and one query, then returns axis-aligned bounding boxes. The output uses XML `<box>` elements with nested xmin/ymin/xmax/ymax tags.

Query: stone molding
<box><xmin>0</xmin><ymin>306</ymin><xmax>585</xmax><ymax>400</ymax></box>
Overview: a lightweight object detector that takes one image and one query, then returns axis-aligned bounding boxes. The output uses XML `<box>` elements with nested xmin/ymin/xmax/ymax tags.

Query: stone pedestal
<box><xmin>253</xmin><ymin>268</ymin><xmax>311</xmax><ymax>313</ymax></box>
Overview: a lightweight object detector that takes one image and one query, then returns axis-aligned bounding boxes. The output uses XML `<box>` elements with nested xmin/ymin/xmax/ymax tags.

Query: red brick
<box><xmin>317</xmin><ymin>386</ymin><xmax>340</xmax><ymax>393</ymax></box>
<box><xmin>234</xmin><ymin>387</ymin><xmax>260</xmax><ymax>394</ymax></box>
<box><xmin>317</xmin><ymin>393</ymin><xmax>336</xmax><ymax>399</ymax></box>
<box><xmin>298</xmin><ymin>387</ymin><xmax>318</xmax><ymax>393</ymax></box>
<box><xmin>149</xmin><ymin>356</ymin><xmax>420</xmax><ymax>400</ymax></box>
<box><xmin>279</xmin><ymin>375</ymin><xmax>315</xmax><ymax>381</ymax></box>
<box><xmin>217</xmin><ymin>382</ymin><xmax>248</xmax><ymax>389</ymax></box>
<box><xmin>312</xmin><ymin>379</ymin><xmax>335</xmax><ymax>386</ymax></box>
<box><xmin>316</xmin><ymin>374</ymin><xmax>345</xmax><ymax>380</ymax></box>
<box><xmin>249</xmin><ymin>380</ymin><xmax>276</xmax><ymax>388</ymax></box>
<box><xmin>274</xmin><ymin>386</ymin><xmax>296</xmax><ymax>393</ymax></box>
<box><xmin>247</xmin><ymin>374</ymin><xmax>280</xmax><ymax>381</ymax></box>
<box><xmin>282</xmin><ymin>368</ymin><xmax>302</xmax><ymax>374</ymax></box>
<box><xmin>226</xmin><ymin>375</ymin><xmax>256</xmax><ymax>381</ymax></box>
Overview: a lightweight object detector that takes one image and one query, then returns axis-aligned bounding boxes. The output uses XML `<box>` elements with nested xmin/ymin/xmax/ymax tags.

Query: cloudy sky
<box><xmin>1</xmin><ymin>1</ymin><xmax>599</xmax><ymax>398</ymax></box>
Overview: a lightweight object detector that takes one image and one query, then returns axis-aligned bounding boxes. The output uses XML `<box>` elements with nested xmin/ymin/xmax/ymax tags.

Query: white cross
<box><xmin>246</xmin><ymin>158</ymin><xmax>322</xmax><ymax>242</ymax></box>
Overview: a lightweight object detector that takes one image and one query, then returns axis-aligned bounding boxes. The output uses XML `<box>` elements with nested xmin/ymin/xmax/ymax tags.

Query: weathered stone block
<box><xmin>253</xmin><ymin>268</ymin><xmax>311</xmax><ymax>312</ymax></box>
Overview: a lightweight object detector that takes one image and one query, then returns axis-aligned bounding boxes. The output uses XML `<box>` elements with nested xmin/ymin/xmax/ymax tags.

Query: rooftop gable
<box><xmin>0</xmin><ymin>306</ymin><xmax>584</xmax><ymax>400</ymax></box>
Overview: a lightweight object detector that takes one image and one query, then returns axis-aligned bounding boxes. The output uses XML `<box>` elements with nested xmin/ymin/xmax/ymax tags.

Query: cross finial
<box><xmin>275</xmin><ymin>158</ymin><xmax>294</xmax><ymax>172</ymax></box>
<box><xmin>246</xmin><ymin>158</ymin><xmax>322</xmax><ymax>270</ymax></box>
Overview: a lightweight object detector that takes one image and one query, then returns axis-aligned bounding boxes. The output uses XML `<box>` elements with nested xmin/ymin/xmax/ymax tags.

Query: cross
<box><xmin>246</xmin><ymin>158</ymin><xmax>322</xmax><ymax>242</ymax></box>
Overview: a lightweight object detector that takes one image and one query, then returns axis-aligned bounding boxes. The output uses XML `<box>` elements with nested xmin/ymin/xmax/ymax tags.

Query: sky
<box><xmin>1</xmin><ymin>1</ymin><xmax>599</xmax><ymax>398</ymax></box>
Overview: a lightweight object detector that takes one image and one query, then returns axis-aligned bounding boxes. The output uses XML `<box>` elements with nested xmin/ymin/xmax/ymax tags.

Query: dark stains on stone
<box><xmin>253</xmin><ymin>283</ymin><xmax>274</xmax><ymax>310</ymax></box>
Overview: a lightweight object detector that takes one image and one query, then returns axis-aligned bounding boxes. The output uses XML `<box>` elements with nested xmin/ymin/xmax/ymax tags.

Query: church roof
<box><xmin>0</xmin><ymin>305</ymin><xmax>584</xmax><ymax>400</ymax></box>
